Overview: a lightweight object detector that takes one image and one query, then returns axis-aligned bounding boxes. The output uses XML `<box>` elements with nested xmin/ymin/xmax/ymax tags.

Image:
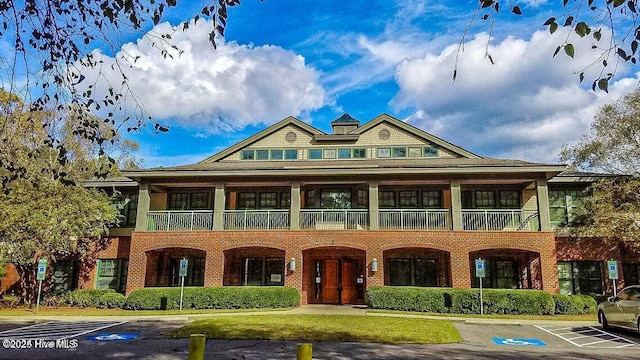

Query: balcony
<box><xmin>462</xmin><ymin>209</ymin><xmax>539</xmax><ymax>231</ymax></box>
<box><xmin>379</xmin><ymin>209</ymin><xmax>450</xmax><ymax>230</ymax></box>
<box><xmin>147</xmin><ymin>210</ymin><xmax>214</xmax><ymax>231</ymax></box>
<box><xmin>300</xmin><ymin>209</ymin><xmax>368</xmax><ymax>230</ymax></box>
<box><xmin>223</xmin><ymin>210</ymin><xmax>290</xmax><ymax>230</ymax></box>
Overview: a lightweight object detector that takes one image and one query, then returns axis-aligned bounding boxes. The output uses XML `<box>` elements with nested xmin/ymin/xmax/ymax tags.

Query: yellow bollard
<box><xmin>187</xmin><ymin>334</ymin><xmax>206</xmax><ymax>360</ymax></box>
<box><xmin>297</xmin><ymin>343</ymin><xmax>313</xmax><ymax>360</ymax></box>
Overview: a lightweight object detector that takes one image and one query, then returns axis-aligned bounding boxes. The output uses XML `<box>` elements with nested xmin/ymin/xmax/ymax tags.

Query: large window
<box><xmin>399</xmin><ymin>191</ymin><xmax>418</xmax><ymax>208</ymax></box>
<box><xmin>379</xmin><ymin>189</ymin><xmax>443</xmax><ymax>209</ymax></box>
<box><xmin>387</xmin><ymin>258</ymin><xmax>438</xmax><ymax>287</ymax></box>
<box><xmin>241</xmin><ymin>257</ymin><xmax>284</xmax><ymax>286</ymax></box>
<box><xmin>51</xmin><ymin>260</ymin><xmax>78</xmax><ymax>293</ymax></box>
<box><xmin>168</xmin><ymin>192</ymin><xmax>210</xmax><ymax>210</ymax></box>
<box><xmin>117</xmin><ymin>192</ymin><xmax>138</xmax><ymax>227</ymax></box>
<box><xmin>379</xmin><ymin>191</ymin><xmax>396</xmax><ymax>208</ymax></box>
<box><xmin>237</xmin><ymin>191</ymin><xmax>290</xmax><ymax>209</ymax></box>
<box><xmin>320</xmin><ymin>189</ymin><xmax>352</xmax><ymax>209</ymax></box>
<box><xmin>471</xmin><ymin>259</ymin><xmax>518</xmax><ymax>289</ymax></box>
<box><xmin>623</xmin><ymin>263</ymin><xmax>640</xmax><ymax>286</ymax></box>
<box><xmin>557</xmin><ymin>261</ymin><xmax>603</xmax><ymax>295</ymax></box>
<box><xmin>96</xmin><ymin>259</ymin><xmax>128</xmax><ymax>293</ymax></box>
<box><xmin>549</xmin><ymin>189</ymin><xmax>585</xmax><ymax>227</ymax></box>
<box><xmin>462</xmin><ymin>190</ymin><xmax>520</xmax><ymax>209</ymax></box>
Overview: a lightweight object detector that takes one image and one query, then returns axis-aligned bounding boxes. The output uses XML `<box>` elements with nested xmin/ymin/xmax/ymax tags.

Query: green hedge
<box><xmin>552</xmin><ymin>294</ymin><xmax>597</xmax><ymax>315</ymax></box>
<box><xmin>367</xmin><ymin>287</ymin><xmax>555</xmax><ymax>315</ymax></box>
<box><xmin>124</xmin><ymin>286</ymin><xmax>300</xmax><ymax>310</ymax></box>
<box><xmin>65</xmin><ymin>289</ymin><xmax>126</xmax><ymax>308</ymax></box>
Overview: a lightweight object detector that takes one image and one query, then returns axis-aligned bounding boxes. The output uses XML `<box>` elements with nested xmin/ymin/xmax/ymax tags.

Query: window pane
<box><xmin>495</xmin><ymin>260</ymin><xmax>516</xmax><ymax>289</ymax></box>
<box><xmin>241</xmin><ymin>150</ymin><xmax>255</xmax><ymax>160</ymax></box>
<box><xmin>338</xmin><ymin>149</ymin><xmax>351</xmax><ymax>159</ymax></box>
<box><xmin>414</xmin><ymin>259</ymin><xmax>437</xmax><ymax>287</ymax></box>
<box><xmin>51</xmin><ymin>261</ymin><xmax>75</xmax><ymax>293</ymax></box>
<box><xmin>408</xmin><ymin>147</ymin><xmax>422</xmax><ymax>157</ymax></box>
<box><xmin>424</xmin><ymin>146</ymin><xmax>438</xmax><ymax>157</ymax></box>
<box><xmin>422</xmin><ymin>190</ymin><xmax>442</xmax><ymax>208</ymax></box>
<box><xmin>270</xmin><ymin>149</ymin><xmax>283</xmax><ymax>160</ymax></box>
<box><xmin>280</xmin><ymin>192</ymin><xmax>291</xmax><ymax>208</ymax></box>
<box><xmin>353</xmin><ymin>148</ymin><xmax>366</xmax><ymax>158</ymax></box>
<box><xmin>323</xmin><ymin>149</ymin><xmax>336</xmax><ymax>159</ymax></box>
<box><xmin>259</xmin><ymin>192</ymin><xmax>277</xmax><ymax>208</ymax></box>
<box><xmin>265</xmin><ymin>258</ymin><xmax>284</xmax><ymax>285</ymax></box>
<box><xmin>96</xmin><ymin>259</ymin><xmax>118</xmax><ymax>291</ymax></box>
<box><xmin>308</xmin><ymin>149</ymin><xmax>322</xmax><ymax>159</ymax></box>
<box><xmin>320</xmin><ymin>190</ymin><xmax>351</xmax><ymax>209</ymax></box>
<box><xmin>285</xmin><ymin>149</ymin><xmax>298</xmax><ymax>160</ymax></box>
<box><xmin>238</xmin><ymin>192</ymin><xmax>256</xmax><ymax>209</ymax></box>
<box><xmin>357</xmin><ymin>189</ymin><xmax>368</xmax><ymax>208</ymax></box>
<box><xmin>392</xmin><ymin>147</ymin><xmax>407</xmax><ymax>157</ymax></box>
<box><xmin>190</xmin><ymin>193</ymin><xmax>209</xmax><ymax>209</ymax></box>
<box><xmin>243</xmin><ymin>258</ymin><xmax>263</xmax><ymax>286</ymax></box>
<box><xmin>399</xmin><ymin>191</ymin><xmax>418</xmax><ymax>208</ymax></box>
<box><xmin>256</xmin><ymin>150</ymin><xmax>269</xmax><ymax>160</ymax></box>
<box><xmin>475</xmin><ymin>191</ymin><xmax>495</xmax><ymax>208</ymax></box>
<box><xmin>377</xmin><ymin>148</ymin><xmax>390</xmax><ymax>158</ymax></box>
<box><xmin>379</xmin><ymin>191</ymin><xmax>396</xmax><ymax>208</ymax></box>
<box><xmin>499</xmin><ymin>191</ymin><xmax>519</xmax><ymax>208</ymax></box>
<box><xmin>388</xmin><ymin>259</ymin><xmax>411</xmax><ymax>286</ymax></box>
<box><xmin>623</xmin><ymin>263</ymin><xmax>640</xmax><ymax>286</ymax></box>
<box><xmin>168</xmin><ymin>193</ymin><xmax>189</xmax><ymax>210</ymax></box>
<box><xmin>575</xmin><ymin>261</ymin><xmax>603</xmax><ymax>294</ymax></box>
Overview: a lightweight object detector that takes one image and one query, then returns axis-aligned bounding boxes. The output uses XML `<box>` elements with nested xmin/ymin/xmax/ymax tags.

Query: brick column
<box><xmin>367</xmin><ymin>248</ymin><xmax>384</xmax><ymax>286</ymax></box>
<box><xmin>450</xmin><ymin>250</ymin><xmax>471</xmax><ymax>288</ymax></box>
<box><xmin>204</xmin><ymin>249</ymin><xmax>224</xmax><ymax>287</ymax></box>
<box><xmin>125</xmin><ymin>234</ymin><xmax>147</xmax><ymax>295</ymax></box>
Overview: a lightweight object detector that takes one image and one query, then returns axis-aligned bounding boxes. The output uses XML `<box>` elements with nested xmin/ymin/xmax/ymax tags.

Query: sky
<box><xmin>78</xmin><ymin>0</ymin><xmax>640</xmax><ymax>168</ymax></box>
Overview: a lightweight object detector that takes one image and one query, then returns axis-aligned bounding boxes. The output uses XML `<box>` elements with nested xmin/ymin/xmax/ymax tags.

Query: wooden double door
<box><xmin>310</xmin><ymin>257</ymin><xmax>364</xmax><ymax>304</ymax></box>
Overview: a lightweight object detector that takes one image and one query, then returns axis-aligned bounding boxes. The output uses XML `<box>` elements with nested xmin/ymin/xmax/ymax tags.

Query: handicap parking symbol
<box><xmin>86</xmin><ymin>333</ymin><xmax>139</xmax><ymax>341</ymax></box>
<box><xmin>493</xmin><ymin>337</ymin><xmax>546</xmax><ymax>347</ymax></box>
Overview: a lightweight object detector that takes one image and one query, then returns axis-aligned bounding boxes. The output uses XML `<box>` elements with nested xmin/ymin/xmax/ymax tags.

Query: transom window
<box><xmin>240</xmin><ymin>149</ymin><xmax>298</xmax><ymax>161</ymax></box>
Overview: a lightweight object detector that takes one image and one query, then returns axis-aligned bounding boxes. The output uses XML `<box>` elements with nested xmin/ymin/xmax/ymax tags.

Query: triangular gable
<box><xmin>199</xmin><ymin>116</ymin><xmax>325</xmax><ymax>163</ymax></box>
<box><xmin>351</xmin><ymin>113</ymin><xmax>481</xmax><ymax>159</ymax></box>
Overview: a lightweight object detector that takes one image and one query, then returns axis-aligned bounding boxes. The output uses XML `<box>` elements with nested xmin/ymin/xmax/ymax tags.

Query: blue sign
<box><xmin>492</xmin><ymin>337</ymin><xmax>546</xmax><ymax>347</ymax></box>
<box><xmin>86</xmin><ymin>333</ymin><xmax>139</xmax><ymax>341</ymax></box>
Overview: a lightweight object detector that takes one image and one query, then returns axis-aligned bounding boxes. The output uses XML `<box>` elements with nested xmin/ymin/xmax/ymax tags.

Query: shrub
<box><xmin>124</xmin><ymin>286</ymin><xmax>300</xmax><ymax>310</ymax></box>
<box><xmin>552</xmin><ymin>294</ymin><xmax>597</xmax><ymax>315</ymax></box>
<box><xmin>65</xmin><ymin>289</ymin><xmax>125</xmax><ymax>308</ymax></box>
<box><xmin>367</xmin><ymin>287</ymin><xmax>555</xmax><ymax>315</ymax></box>
<box><xmin>0</xmin><ymin>294</ymin><xmax>20</xmax><ymax>308</ymax></box>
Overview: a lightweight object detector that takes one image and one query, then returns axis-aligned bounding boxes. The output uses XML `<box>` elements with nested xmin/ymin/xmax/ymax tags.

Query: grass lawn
<box><xmin>167</xmin><ymin>314</ymin><xmax>462</xmax><ymax>344</ymax></box>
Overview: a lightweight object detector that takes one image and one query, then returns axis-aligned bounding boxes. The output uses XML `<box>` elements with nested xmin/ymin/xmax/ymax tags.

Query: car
<box><xmin>598</xmin><ymin>285</ymin><xmax>640</xmax><ymax>334</ymax></box>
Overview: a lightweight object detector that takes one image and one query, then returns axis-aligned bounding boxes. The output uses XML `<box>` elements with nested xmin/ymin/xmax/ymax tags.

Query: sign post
<box><xmin>475</xmin><ymin>259</ymin><xmax>486</xmax><ymax>315</ymax></box>
<box><xmin>36</xmin><ymin>258</ymin><xmax>47</xmax><ymax>311</ymax></box>
<box><xmin>179</xmin><ymin>258</ymin><xmax>188</xmax><ymax>311</ymax></box>
<box><xmin>607</xmin><ymin>260</ymin><xmax>618</xmax><ymax>297</ymax></box>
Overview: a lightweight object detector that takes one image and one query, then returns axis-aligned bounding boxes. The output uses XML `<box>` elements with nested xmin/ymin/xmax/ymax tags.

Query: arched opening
<box><xmin>223</xmin><ymin>247</ymin><xmax>285</xmax><ymax>286</ymax></box>
<box><xmin>384</xmin><ymin>248</ymin><xmax>451</xmax><ymax>287</ymax></box>
<box><xmin>144</xmin><ymin>247</ymin><xmax>205</xmax><ymax>287</ymax></box>
<box><xmin>469</xmin><ymin>249</ymin><xmax>541</xmax><ymax>289</ymax></box>
<box><xmin>302</xmin><ymin>247</ymin><xmax>366</xmax><ymax>305</ymax></box>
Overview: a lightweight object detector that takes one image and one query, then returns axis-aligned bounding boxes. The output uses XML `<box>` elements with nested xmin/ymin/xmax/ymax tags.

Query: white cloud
<box><xmin>77</xmin><ymin>20</ymin><xmax>325</xmax><ymax>134</ymax></box>
<box><xmin>392</xmin><ymin>28</ymin><xmax>640</xmax><ymax>163</ymax></box>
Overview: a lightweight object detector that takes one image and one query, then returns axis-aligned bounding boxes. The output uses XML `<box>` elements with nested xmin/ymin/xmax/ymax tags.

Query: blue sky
<box><xmin>79</xmin><ymin>0</ymin><xmax>640</xmax><ymax>168</ymax></box>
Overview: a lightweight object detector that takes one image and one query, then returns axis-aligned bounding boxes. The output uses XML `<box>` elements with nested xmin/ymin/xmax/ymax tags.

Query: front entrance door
<box><xmin>310</xmin><ymin>258</ymin><xmax>361</xmax><ymax>304</ymax></box>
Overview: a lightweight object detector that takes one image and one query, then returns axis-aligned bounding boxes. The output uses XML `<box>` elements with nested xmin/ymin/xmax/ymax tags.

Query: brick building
<box><xmin>2</xmin><ymin>114</ymin><xmax>636</xmax><ymax>303</ymax></box>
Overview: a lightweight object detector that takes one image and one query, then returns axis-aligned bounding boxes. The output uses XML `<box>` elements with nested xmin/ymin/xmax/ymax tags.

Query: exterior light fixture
<box><xmin>371</xmin><ymin>258</ymin><xmax>378</xmax><ymax>272</ymax></box>
<box><xmin>290</xmin><ymin>258</ymin><xmax>296</xmax><ymax>271</ymax></box>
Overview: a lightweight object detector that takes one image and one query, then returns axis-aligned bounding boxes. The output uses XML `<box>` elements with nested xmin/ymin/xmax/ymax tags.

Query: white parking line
<box><xmin>0</xmin><ymin>321</ymin><xmax>127</xmax><ymax>340</ymax></box>
<box><xmin>535</xmin><ymin>325</ymin><xmax>640</xmax><ymax>349</ymax></box>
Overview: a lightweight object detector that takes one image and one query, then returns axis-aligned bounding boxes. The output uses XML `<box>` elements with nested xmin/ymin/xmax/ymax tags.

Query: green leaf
<box><xmin>543</xmin><ymin>17</ymin><xmax>556</xmax><ymax>26</ymax></box>
<box><xmin>564</xmin><ymin>16</ymin><xmax>574</xmax><ymax>26</ymax></box>
<box><xmin>593</xmin><ymin>29</ymin><xmax>602</xmax><ymax>41</ymax></box>
<box><xmin>598</xmin><ymin>78</ymin><xmax>609</xmax><ymax>92</ymax></box>
<box><xmin>564</xmin><ymin>43</ymin><xmax>575</xmax><ymax>58</ymax></box>
<box><xmin>512</xmin><ymin>5</ymin><xmax>522</xmax><ymax>14</ymax></box>
<box><xmin>575</xmin><ymin>22</ymin><xmax>590</xmax><ymax>37</ymax></box>
<box><xmin>553</xmin><ymin>45</ymin><xmax>562</xmax><ymax>57</ymax></box>
<box><xmin>550</xmin><ymin>22</ymin><xmax>558</xmax><ymax>34</ymax></box>
<box><xmin>617</xmin><ymin>48</ymin><xmax>628</xmax><ymax>60</ymax></box>
<box><xmin>613</xmin><ymin>0</ymin><xmax>625</xmax><ymax>7</ymax></box>
<box><xmin>480</xmin><ymin>0</ymin><xmax>494</xmax><ymax>9</ymax></box>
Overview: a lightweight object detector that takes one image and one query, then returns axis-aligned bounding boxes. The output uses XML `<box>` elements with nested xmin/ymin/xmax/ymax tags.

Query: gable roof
<box><xmin>351</xmin><ymin>113</ymin><xmax>481</xmax><ymax>159</ymax></box>
<box><xmin>199</xmin><ymin>116</ymin><xmax>323</xmax><ymax>163</ymax></box>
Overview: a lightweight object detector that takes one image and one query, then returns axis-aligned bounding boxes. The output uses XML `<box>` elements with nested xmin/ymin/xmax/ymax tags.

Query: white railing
<box><xmin>223</xmin><ymin>210</ymin><xmax>290</xmax><ymax>230</ymax></box>
<box><xmin>147</xmin><ymin>210</ymin><xmax>214</xmax><ymax>231</ymax></box>
<box><xmin>300</xmin><ymin>209</ymin><xmax>368</xmax><ymax>230</ymax></box>
<box><xmin>379</xmin><ymin>209</ymin><xmax>450</xmax><ymax>230</ymax></box>
<box><xmin>462</xmin><ymin>209</ymin><xmax>539</xmax><ymax>231</ymax></box>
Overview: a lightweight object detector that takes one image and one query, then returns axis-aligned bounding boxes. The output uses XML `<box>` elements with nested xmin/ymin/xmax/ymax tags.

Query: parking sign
<box><xmin>475</xmin><ymin>259</ymin><xmax>486</xmax><ymax>278</ymax></box>
<box><xmin>607</xmin><ymin>260</ymin><xmax>618</xmax><ymax>280</ymax></box>
<box><xmin>179</xmin><ymin>258</ymin><xmax>188</xmax><ymax>277</ymax></box>
<box><xmin>36</xmin><ymin>259</ymin><xmax>47</xmax><ymax>280</ymax></box>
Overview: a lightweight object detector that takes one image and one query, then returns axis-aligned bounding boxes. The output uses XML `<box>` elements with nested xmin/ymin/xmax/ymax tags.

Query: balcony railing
<box><xmin>379</xmin><ymin>209</ymin><xmax>450</xmax><ymax>230</ymax></box>
<box><xmin>462</xmin><ymin>209</ymin><xmax>539</xmax><ymax>231</ymax></box>
<box><xmin>223</xmin><ymin>210</ymin><xmax>290</xmax><ymax>230</ymax></box>
<box><xmin>147</xmin><ymin>210</ymin><xmax>214</xmax><ymax>231</ymax></box>
<box><xmin>300</xmin><ymin>209</ymin><xmax>368</xmax><ymax>230</ymax></box>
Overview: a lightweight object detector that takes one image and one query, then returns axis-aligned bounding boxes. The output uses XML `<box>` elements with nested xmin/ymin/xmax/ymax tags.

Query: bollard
<box><xmin>296</xmin><ymin>343</ymin><xmax>312</xmax><ymax>360</ymax></box>
<box><xmin>187</xmin><ymin>334</ymin><xmax>206</xmax><ymax>360</ymax></box>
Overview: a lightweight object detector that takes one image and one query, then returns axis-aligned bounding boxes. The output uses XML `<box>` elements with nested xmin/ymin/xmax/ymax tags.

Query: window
<box><xmin>377</xmin><ymin>148</ymin><xmax>391</xmax><ymax>158</ymax></box>
<box><xmin>241</xmin><ymin>257</ymin><xmax>284</xmax><ymax>286</ymax></box>
<box><xmin>280</xmin><ymin>192</ymin><xmax>291</xmax><ymax>208</ymax></box>
<box><xmin>387</xmin><ymin>258</ymin><xmax>438</xmax><ymax>286</ymax></box>
<box><xmin>118</xmin><ymin>192</ymin><xmax>138</xmax><ymax>227</ymax></box>
<box><xmin>475</xmin><ymin>191</ymin><xmax>496</xmax><ymax>208</ymax></box>
<box><xmin>320</xmin><ymin>189</ymin><xmax>352</xmax><ymax>209</ymax></box>
<box><xmin>557</xmin><ymin>261</ymin><xmax>603</xmax><ymax>295</ymax></box>
<box><xmin>549</xmin><ymin>189</ymin><xmax>585</xmax><ymax>227</ymax></box>
<box><xmin>305</xmin><ymin>190</ymin><xmax>317</xmax><ymax>208</ymax></box>
<box><xmin>256</xmin><ymin>150</ymin><xmax>269</xmax><ymax>160</ymax></box>
<box><xmin>270</xmin><ymin>149</ymin><xmax>283</xmax><ymax>160</ymax></box>
<box><xmin>238</xmin><ymin>192</ymin><xmax>257</xmax><ymax>209</ymax></box>
<box><xmin>499</xmin><ymin>191</ymin><xmax>520</xmax><ymax>208</ymax></box>
<box><xmin>357</xmin><ymin>189</ymin><xmax>368</xmax><ymax>208</ymax></box>
<box><xmin>51</xmin><ymin>260</ymin><xmax>78</xmax><ymax>293</ymax></box>
<box><xmin>96</xmin><ymin>259</ymin><xmax>128</xmax><ymax>293</ymax></box>
<box><xmin>190</xmin><ymin>193</ymin><xmax>209</xmax><ymax>209</ymax></box>
<box><xmin>424</xmin><ymin>146</ymin><xmax>438</xmax><ymax>157</ymax></box>
<box><xmin>323</xmin><ymin>149</ymin><xmax>336</xmax><ymax>159</ymax></box>
<box><xmin>241</xmin><ymin>150</ymin><xmax>255</xmax><ymax>160</ymax></box>
<box><xmin>495</xmin><ymin>261</ymin><xmax>517</xmax><ymax>289</ymax></box>
<box><xmin>338</xmin><ymin>148</ymin><xmax>352</xmax><ymax>159</ymax></box>
<box><xmin>399</xmin><ymin>191</ymin><xmax>418</xmax><ymax>208</ymax></box>
<box><xmin>624</xmin><ymin>263</ymin><xmax>640</xmax><ymax>286</ymax></box>
<box><xmin>422</xmin><ymin>190</ymin><xmax>442</xmax><ymax>208</ymax></box>
<box><xmin>392</xmin><ymin>147</ymin><xmax>407</xmax><ymax>157</ymax></box>
<box><xmin>308</xmin><ymin>149</ymin><xmax>322</xmax><ymax>159</ymax></box>
<box><xmin>408</xmin><ymin>147</ymin><xmax>422</xmax><ymax>157</ymax></box>
<box><xmin>259</xmin><ymin>192</ymin><xmax>278</xmax><ymax>208</ymax></box>
<box><xmin>168</xmin><ymin>193</ymin><xmax>189</xmax><ymax>210</ymax></box>
<box><xmin>285</xmin><ymin>149</ymin><xmax>298</xmax><ymax>160</ymax></box>
<box><xmin>353</xmin><ymin>148</ymin><xmax>366</xmax><ymax>158</ymax></box>
<box><xmin>379</xmin><ymin>191</ymin><xmax>396</xmax><ymax>208</ymax></box>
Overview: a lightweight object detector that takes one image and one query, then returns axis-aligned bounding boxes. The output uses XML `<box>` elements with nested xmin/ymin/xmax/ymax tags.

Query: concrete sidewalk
<box><xmin>0</xmin><ymin>304</ymin><xmax>600</xmax><ymax>327</ymax></box>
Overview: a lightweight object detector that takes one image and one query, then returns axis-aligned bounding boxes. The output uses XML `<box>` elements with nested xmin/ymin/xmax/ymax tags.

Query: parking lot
<box><xmin>536</xmin><ymin>324</ymin><xmax>640</xmax><ymax>349</ymax></box>
<box><xmin>0</xmin><ymin>321</ymin><xmax>127</xmax><ymax>340</ymax></box>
